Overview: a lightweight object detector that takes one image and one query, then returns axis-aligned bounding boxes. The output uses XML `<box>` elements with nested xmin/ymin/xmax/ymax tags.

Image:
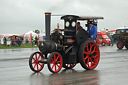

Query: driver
<box><xmin>87</xmin><ymin>21</ymin><xmax>97</xmax><ymax>41</ymax></box>
<box><xmin>77</xmin><ymin>22</ymin><xmax>83</xmax><ymax>31</ymax></box>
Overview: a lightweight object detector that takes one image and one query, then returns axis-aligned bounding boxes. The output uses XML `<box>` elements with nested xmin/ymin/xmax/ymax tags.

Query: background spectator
<box><xmin>3</xmin><ymin>37</ymin><xmax>7</xmax><ymax>46</ymax></box>
<box><xmin>35</xmin><ymin>36</ymin><xmax>38</xmax><ymax>46</ymax></box>
<box><xmin>7</xmin><ymin>38</ymin><xmax>11</xmax><ymax>46</ymax></box>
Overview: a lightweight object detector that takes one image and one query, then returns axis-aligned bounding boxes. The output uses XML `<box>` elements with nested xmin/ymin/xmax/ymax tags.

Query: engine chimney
<box><xmin>45</xmin><ymin>12</ymin><xmax>51</xmax><ymax>40</ymax></box>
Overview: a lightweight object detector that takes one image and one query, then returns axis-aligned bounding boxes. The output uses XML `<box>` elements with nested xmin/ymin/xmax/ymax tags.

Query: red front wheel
<box><xmin>79</xmin><ymin>41</ymin><xmax>100</xmax><ymax>70</ymax></box>
<box><xmin>47</xmin><ymin>52</ymin><xmax>63</xmax><ymax>73</ymax></box>
<box><xmin>29</xmin><ymin>52</ymin><xmax>44</xmax><ymax>72</ymax></box>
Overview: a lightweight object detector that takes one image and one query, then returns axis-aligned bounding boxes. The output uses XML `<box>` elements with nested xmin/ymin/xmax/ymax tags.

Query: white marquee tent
<box><xmin>23</xmin><ymin>31</ymin><xmax>39</xmax><ymax>43</ymax></box>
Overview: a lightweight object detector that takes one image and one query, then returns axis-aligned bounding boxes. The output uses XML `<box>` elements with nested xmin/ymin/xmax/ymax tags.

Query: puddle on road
<box><xmin>29</xmin><ymin>70</ymin><xmax>100</xmax><ymax>85</ymax></box>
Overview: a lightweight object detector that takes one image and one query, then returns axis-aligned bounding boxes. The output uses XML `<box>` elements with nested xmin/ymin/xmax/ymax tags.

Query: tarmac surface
<box><xmin>0</xmin><ymin>44</ymin><xmax>128</xmax><ymax>85</ymax></box>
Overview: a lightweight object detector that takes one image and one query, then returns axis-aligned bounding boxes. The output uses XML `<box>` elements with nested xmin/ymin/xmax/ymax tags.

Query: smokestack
<box><xmin>45</xmin><ymin>12</ymin><xmax>51</xmax><ymax>40</ymax></box>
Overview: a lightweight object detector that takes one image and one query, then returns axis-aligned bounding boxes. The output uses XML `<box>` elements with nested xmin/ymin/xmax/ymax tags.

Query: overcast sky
<box><xmin>0</xmin><ymin>0</ymin><xmax>128</xmax><ymax>34</ymax></box>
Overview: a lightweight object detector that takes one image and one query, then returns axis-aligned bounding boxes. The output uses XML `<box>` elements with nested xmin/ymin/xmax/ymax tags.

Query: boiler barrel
<box><xmin>39</xmin><ymin>41</ymin><xmax>62</xmax><ymax>54</ymax></box>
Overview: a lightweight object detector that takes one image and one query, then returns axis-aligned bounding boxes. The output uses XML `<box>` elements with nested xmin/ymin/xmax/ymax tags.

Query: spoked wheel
<box><xmin>79</xmin><ymin>41</ymin><xmax>100</xmax><ymax>70</ymax></box>
<box><xmin>117</xmin><ymin>41</ymin><xmax>124</xmax><ymax>49</ymax></box>
<box><xmin>47</xmin><ymin>52</ymin><xmax>63</xmax><ymax>73</ymax></box>
<box><xmin>63</xmin><ymin>64</ymin><xmax>76</xmax><ymax>69</ymax></box>
<box><xmin>29</xmin><ymin>52</ymin><xmax>44</xmax><ymax>72</ymax></box>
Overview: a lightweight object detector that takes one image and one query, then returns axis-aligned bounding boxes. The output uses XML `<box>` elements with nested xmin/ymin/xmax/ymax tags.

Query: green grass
<box><xmin>0</xmin><ymin>43</ymin><xmax>38</xmax><ymax>49</ymax></box>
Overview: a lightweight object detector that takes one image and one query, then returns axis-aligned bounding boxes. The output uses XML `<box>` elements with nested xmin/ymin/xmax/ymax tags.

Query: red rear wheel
<box><xmin>29</xmin><ymin>52</ymin><xmax>44</xmax><ymax>72</ymax></box>
<box><xmin>125</xmin><ymin>44</ymin><xmax>128</xmax><ymax>49</ymax></box>
<box><xmin>117</xmin><ymin>41</ymin><xmax>124</xmax><ymax>49</ymax></box>
<box><xmin>47</xmin><ymin>52</ymin><xmax>63</xmax><ymax>73</ymax></box>
<box><xmin>79</xmin><ymin>41</ymin><xmax>100</xmax><ymax>70</ymax></box>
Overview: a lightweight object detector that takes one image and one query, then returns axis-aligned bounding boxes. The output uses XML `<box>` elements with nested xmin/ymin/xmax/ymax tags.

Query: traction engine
<box><xmin>29</xmin><ymin>12</ymin><xmax>103</xmax><ymax>73</ymax></box>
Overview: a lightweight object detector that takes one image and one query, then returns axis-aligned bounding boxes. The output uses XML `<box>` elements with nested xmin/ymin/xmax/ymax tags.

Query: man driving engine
<box><xmin>87</xmin><ymin>21</ymin><xmax>97</xmax><ymax>41</ymax></box>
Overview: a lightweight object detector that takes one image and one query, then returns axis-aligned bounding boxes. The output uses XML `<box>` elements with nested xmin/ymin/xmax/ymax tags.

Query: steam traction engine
<box><xmin>29</xmin><ymin>12</ymin><xmax>103</xmax><ymax>73</ymax></box>
<box><xmin>113</xmin><ymin>28</ymin><xmax>128</xmax><ymax>49</ymax></box>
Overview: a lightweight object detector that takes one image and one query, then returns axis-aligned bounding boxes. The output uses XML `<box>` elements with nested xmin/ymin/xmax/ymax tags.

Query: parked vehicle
<box><xmin>113</xmin><ymin>27</ymin><xmax>128</xmax><ymax>49</ymax></box>
<box><xmin>97</xmin><ymin>32</ymin><xmax>111</xmax><ymax>46</ymax></box>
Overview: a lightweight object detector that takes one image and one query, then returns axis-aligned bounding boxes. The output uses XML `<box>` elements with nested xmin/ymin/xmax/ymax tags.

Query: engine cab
<box><xmin>61</xmin><ymin>15</ymin><xmax>79</xmax><ymax>45</ymax></box>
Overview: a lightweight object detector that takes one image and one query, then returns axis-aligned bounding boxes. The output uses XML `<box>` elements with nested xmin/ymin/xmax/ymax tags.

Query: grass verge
<box><xmin>0</xmin><ymin>43</ymin><xmax>38</xmax><ymax>49</ymax></box>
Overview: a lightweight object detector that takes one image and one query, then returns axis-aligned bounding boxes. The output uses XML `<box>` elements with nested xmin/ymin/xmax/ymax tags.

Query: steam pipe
<box><xmin>45</xmin><ymin>12</ymin><xmax>51</xmax><ymax>40</ymax></box>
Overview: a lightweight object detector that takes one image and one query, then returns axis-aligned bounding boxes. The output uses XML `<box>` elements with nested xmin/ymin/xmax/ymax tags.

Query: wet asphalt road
<box><xmin>0</xmin><ymin>45</ymin><xmax>128</xmax><ymax>85</ymax></box>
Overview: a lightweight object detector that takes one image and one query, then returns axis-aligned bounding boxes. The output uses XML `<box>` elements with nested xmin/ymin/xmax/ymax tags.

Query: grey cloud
<box><xmin>0</xmin><ymin>0</ymin><xmax>128</xmax><ymax>34</ymax></box>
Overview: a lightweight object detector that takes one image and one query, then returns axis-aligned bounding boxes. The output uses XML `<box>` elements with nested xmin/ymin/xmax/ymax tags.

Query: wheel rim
<box><xmin>49</xmin><ymin>53</ymin><xmax>63</xmax><ymax>72</ymax></box>
<box><xmin>102</xmin><ymin>42</ymin><xmax>105</xmax><ymax>46</ymax></box>
<box><xmin>118</xmin><ymin>42</ymin><xmax>122</xmax><ymax>48</ymax></box>
<box><xmin>83</xmin><ymin>41</ymin><xmax>100</xmax><ymax>69</ymax></box>
<box><xmin>31</xmin><ymin>52</ymin><xmax>44</xmax><ymax>71</ymax></box>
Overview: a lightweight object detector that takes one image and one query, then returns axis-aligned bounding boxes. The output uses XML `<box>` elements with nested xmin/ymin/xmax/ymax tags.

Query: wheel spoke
<box><xmin>89</xmin><ymin>58</ymin><xmax>93</xmax><ymax>66</ymax></box>
<box><xmin>54</xmin><ymin>54</ymin><xmax>56</xmax><ymax>60</ymax></box>
<box><xmin>55</xmin><ymin>64</ymin><xmax>57</xmax><ymax>71</ymax></box>
<box><xmin>84</xmin><ymin>51</ymin><xmax>89</xmax><ymax>55</ymax></box>
<box><xmin>50</xmin><ymin>62</ymin><xmax>54</xmax><ymax>64</ymax></box>
<box><xmin>86</xmin><ymin>58</ymin><xmax>90</xmax><ymax>66</ymax></box>
<box><xmin>51</xmin><ymin>57</ymin><xmax>54</xmax><ymax>61</ymax></box>
<box><xmin>51</xmin><ymin>58</ymin><xmax>56</xmax><ymax>64</ymax></box>
<box><xmin>33</xmin><ymin>63</ymin><xmax>37</xmax><ymax>69</ymax></box>
<box><xmin>32</xmin><ymin>57</ymin><xmax>36</xmax><ymax>61</ymax></box>
<box><xmin>57</xmin><ymin>60</ymin><xmax>61</xmax><ymax>63</ymax></box>
<box><xmin>92</xmin><ymin>55</ymin><xmax>97</xmax><ymax>59</ymax></box>
<box><xmin>83</xmin><ymin>51</ymin><xmax>87</xmax><ymax>54</ymax></box>
<box><xmin>93</xmin><ymin>60</ymin><xmax>98</xmax><ymax>65</ymax></box>
<box><xmin>32</xmin><ymin>61</ymin><xmax>36</xmax><ymax>64</ymax></box>
<box><xmin>56</xmin><ymin>55</ymin><xmax>60</xmax><ymax>62</ymax></box>
<box><xmin>91</xmin><ymin>46</ymin><xmax>96</xmax><ymax>54</ymax></box>
<box><xmin>35</xmin><ymin>53</ymin><xmax>37</xmax><ymax>60</ymax></box>
<box><xmin>90</xmin><ymin>44</ymin><xmax>94</xmax><ymax>52</ymax></box>
<box><xmin>50</xmin><ymin>59</ymin><xmax>55</xmax><ymax>64</ymax></box>
<box><xmin>57</xmin><ymin>64</ymin><xmax>61</xmax><ymax>69</ymax></box>
<box><xmin>39</xmin><ymin>63</ymin><xmax>43</xmax><ymax>68</ymax></box>
<box><xmin>92</xmin><ymin>56</ymin><xmax>96</xmax><ymax>59</ymax></box>
<box><xmin>51</xmin><ymin>64</ymin><xmax>55</xmax><ymax>70</ymax></box>
<box><xmin>93</xmin><ymin>55</ymin><xmax>99</xmax><ymax>65</ymax></box>
<box><xmin>37</xmin><ymin>64</ymin><xmax>39</xmax><ymax>70</ymax></box>
<box><xmin>84</xmin><ymin>55</ymin><xmax>88</xmax><ymax>61</ymax></box>
<box><xmin>37</xmin><ymin>54</ymin><xmax>41</xmax><ymax>60</ymax></box>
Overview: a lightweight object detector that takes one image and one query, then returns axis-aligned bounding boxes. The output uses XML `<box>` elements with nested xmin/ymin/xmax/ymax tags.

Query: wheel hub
<box><xmin>89</xmin><ymin>53</ymin><xmax>93</xmax><ymax>57</ymax></box>
<box><xmin>35</xmin><ymin>60</ymin><xmax>38</xmax><ymax>64</ymax></box>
